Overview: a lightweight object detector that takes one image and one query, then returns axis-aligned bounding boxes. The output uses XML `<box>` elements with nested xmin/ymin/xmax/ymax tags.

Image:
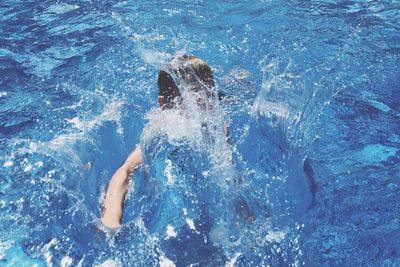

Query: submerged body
<box><xmin>101</xmin><ymin>55</ymin><xmax>224</xmax><ymax>229</ymax></box>
<box><xmin>100</xmin><ymin>56</ymin><xmax>268</xmax><ymax>264</ymax></box>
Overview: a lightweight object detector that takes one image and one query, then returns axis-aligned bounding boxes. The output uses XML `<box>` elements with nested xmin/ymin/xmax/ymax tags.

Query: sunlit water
<box><xmin>1</xmin><ymin>1</ymin><xmax>399</xmax><ymax>266</ymax></box>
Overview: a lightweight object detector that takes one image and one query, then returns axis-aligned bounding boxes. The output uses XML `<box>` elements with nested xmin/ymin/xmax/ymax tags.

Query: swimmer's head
<box><xmin>157</xmin><ymin>55</ymin><xmax>215</xmax><ymax>109</ymax></box>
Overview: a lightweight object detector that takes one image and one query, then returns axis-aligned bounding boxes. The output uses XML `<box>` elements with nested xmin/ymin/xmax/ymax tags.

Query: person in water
<box><xmin>100</xmin><ymin>55</ymin><xmax>217</xmax><ymax>229</ymax></box>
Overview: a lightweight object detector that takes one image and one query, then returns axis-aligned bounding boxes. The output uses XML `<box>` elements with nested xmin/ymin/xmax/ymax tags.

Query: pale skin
<box><xmin>101</xmin><ymin>96</ymin><xmax>168</xmax><ymax>228</ymax></box>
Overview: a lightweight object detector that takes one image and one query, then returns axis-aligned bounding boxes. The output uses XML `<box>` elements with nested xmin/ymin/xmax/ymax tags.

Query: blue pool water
<box><xmin>1</xmin><ymin>0</ymin><xmax>399</xmax><ymax>266</ymax></box>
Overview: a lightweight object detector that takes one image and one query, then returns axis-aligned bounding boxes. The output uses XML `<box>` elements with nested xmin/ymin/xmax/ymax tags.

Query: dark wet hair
<box><xmin>157</xmin><ymin>55</ymin><xmax>215</xmax><ymax>105</ymax></box>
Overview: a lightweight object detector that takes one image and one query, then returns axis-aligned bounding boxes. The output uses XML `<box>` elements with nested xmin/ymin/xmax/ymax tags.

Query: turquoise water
<box><xmin>1</xmin><ymin>0</ymin><xmax>399</xmax><ymax>266</ymax></box>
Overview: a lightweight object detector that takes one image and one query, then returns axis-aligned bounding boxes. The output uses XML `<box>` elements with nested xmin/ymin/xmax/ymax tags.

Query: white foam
<box><xmin>137</xmin><ymin>46</ymin><xmax>170</xmax><ymax>67</ymax></box>
<box><xmin>76</xmin><ymin>258</ymin><xmax>84</xmax><ymax>267</ymax></box>
<box><xmin>186</xmin><ymin>218</ymin><xmax>196</xmax><ymax>231</ymax></box>
<box><xmin>42</xmin><ymin>238</ymin><xmax>57</xmax><ymax>267</ymax></box>
<box><xmin>229</xmin><ymin>67</ymin><xmax>250</xmax><ymax>80</ymax></box>
<box><xmin>164</xmin><ymin>159</ymin><xmax>174</xmax><ymax>185</ymax></box>
<box><xmin>142</xmin><ymin>104</ymin><xmax>234</xmax><ymax>189</ymax></box>
<box><xmin>66</xmin><ymin>99</ymin><xmax>124</xmax><ymax>135</ymax></box>
<box><xmin>0</xmin><ymin>240</ymin><xmax>13</xmax><ymax>260</ymax></box>
<box><xmin>159</xmin><ymin>255</ymin><xmax>176</xmax><ymax>267</ymax></box>
<box><xmin>134</xmin><ymin>216</ymin><xmax>146</xmax><ymax>230</ymax></box>
<box><xmin>35</xmin><ymin>161</ymin><xmax>44</xmax><ymax>168</ymax></box>
<box><xmin>226</xmin><ymin>252</ymin><xmax>241</xmax><ymax>267</ymax></box>
<box><xmin>45</xmin><ymin>4</ymin><xmax>79</xmax><ymax>14</ymax></box>
<box><xmin>23</xmin><ymin>164</ymin><xmax>32</xmax><ymax>173</ymax></box>
<box><xmin>265</xmin><ymin>230</ymin><xmax>286</xmax><ymax>242</ymax></box>
<box><xmin>24</xmin><ymin>134</ymin><xmax>84</xmax><ymax>170</ymax></box>
<box><xmin>3</xmin><ymin>161</ymin><xmax>13</xmax><ymax>167</ymax></box>
<box><xmin>61</xmin><ymin>256</ymin><xmax>73</xmax><ymax>267</ymax></box>
<box><xmin>142</xmin><ymin>108</ymin><xmax>203</xmax><ymax>149</ymax></box>
<box><xmin>96</xmin><ymin>259</ymin><xmax>121</xmax><ymax>267</ymax></box>
<box><xmin>166</xmin><ymin>224</ymin><xmax>177</xmax><ymax>238</ymax></box>
<box><xmin>22</xmin><ymin>100</ymin><xmax>124</xmax><ymax>170</ymax></box>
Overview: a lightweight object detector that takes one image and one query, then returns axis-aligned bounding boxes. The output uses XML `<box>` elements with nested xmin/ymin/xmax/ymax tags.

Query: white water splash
<box><xmin>42</xmin><ymin>238</ymin><xmax>57</xmax><ymax>267</ymax></box>
<box><xmin>0</xmin><ymin>240</ymin><xmax>13</xmax><ymax>260</ymax></box>
<box><xmin>164</xmin><ymin>159</ymin><xmax>175</xmax><ymax>185</ymax></box>
<box><xmin>137</xmin><ymin>46</ymin><xmax>171</xmax><ymax>67</ymax></box>
<box><xmin>159</xmin><ymin>255</ymin><xmax>176</xmax><ymax>267</ymax></box>
<box><xmin>166</xmin><ymin>224</ymin><xmax>177</xmax><ymax>238</ymax></box>
<box><xmin>60</xmin><ymin>256</ymin><xmax>73</xmax><ymax>267</ymax></box>
<box><xmin>265</xmin><ymin>230</ymin><xmax>286</xmax><ymax>243</ymax></box>
<box><xmin>21</xmin><ymin>99</ymin><xmax>124</xmax><ymax>170</ymax></box>
<box><xmin>252</xmin><ymin>99</ymin><xmax>289</xmax><ymax>122</ymax></box>
<box><xmin>142</xmin><ymin>108</ymin><xmax>204</xmax><ymax>150</ymax></box>
<box><xmin>96</xmin><ymin>259</ymin><xmax>121</xmax><ymax>267</ymax></box>
<box><xmin>66</xmin><ymin>99</ymin><xmax>124</xmax><ymax>135</ymax></box>
<box><xmin>185</xmin><ymin>218</ymin><xmax>196</xmax><ymax>231</ymax></box>
<box><xmin>226</xmin><ymin>252</ymin><xmax>242</xmax><ymax>267</ymax></box>
<box><xmin>3</xmin><ymin>161</ymin><xmax>13</xmax><ymax>167</ymax></box>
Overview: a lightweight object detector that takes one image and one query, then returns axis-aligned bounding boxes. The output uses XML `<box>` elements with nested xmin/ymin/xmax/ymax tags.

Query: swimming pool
<box><xmin>1</xmin><ymin>0</ymin><xmax>399</xmax><ymax>266</ymax></box>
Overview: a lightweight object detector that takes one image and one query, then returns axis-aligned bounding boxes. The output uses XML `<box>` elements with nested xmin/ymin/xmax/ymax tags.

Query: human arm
<box><xmin>101</xmin><ymin>146</ymin><xmax>142</xmax><ymax>228</ymax></box>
